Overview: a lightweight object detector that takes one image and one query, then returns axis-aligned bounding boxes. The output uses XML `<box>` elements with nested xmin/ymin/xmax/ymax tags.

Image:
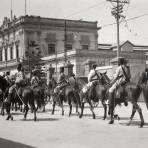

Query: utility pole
<box><xmin>64</xmin><ymin>20</ymin><xmax>67</xmax><ymax>63</ymax></box>
<box><xmin>107</xmin><ymin>0</ymin><xmax>129</xmax><ymax>58</ymax></box>
<box><xmin>11</xmin><ymin>0</ymin><xmax>13</xmax><ymax>20</ymax></box>
<box><xmin>25</xmin><ymin>0</ymin><xmax>27</xmax><ymax>16</ymax></box>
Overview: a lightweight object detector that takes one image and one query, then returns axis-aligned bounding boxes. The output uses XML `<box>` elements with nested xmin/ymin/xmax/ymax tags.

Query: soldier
<box><xmin>31</xmin><ymin>69</ymin><xmax>40</xmax><ymax>89</ymax></box>
<box><xmin>108</xmin><ymin>57</ymin><xmax>131</xmax><ymax>124</ymax></box>
<box><xmin>54</xmin><ymin>67</ymin><xmax>68</xmax><ymax>95</ymax></box>
<box><xmin>83</xmin><ymin>64</ymin><xmax>101</xmax><ymax>97</ymax></box>
<box><xmin>4</xmin><ymin>71</ymin><xmax>11</xmax><ymax>86</ymax></box>
<box><xmin>6</xmin><ymin>63</ymin><xmax>25</xmax><ymax>120</ymax></box>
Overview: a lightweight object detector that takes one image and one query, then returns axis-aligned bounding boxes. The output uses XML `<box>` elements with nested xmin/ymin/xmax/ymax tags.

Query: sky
<box><xmin>0</xmin><ymin>0</ymin><xmax>148</xmax><ymax>45</ymax></box>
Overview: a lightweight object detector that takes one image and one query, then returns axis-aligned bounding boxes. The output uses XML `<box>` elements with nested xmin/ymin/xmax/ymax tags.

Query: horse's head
<box><xmin>100</xmin><ymin>72</ymin><xmax>111</xmax><ymax>85</ymax></box>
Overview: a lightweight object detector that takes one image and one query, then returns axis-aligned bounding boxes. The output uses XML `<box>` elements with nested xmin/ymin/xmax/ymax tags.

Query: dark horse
<box><xmin>79</xmin><ymin>72</ymin><xmax>109</xmax><ymax>119</ymax></box>
<box><xmin>0</xmin><ymin>75</ymin><xmax>9</xmax><ymax>115</ymax></box>
<box><xmin>51</xmin><ymin>76</ymin><xmax>81</xmax><ymax>116</ymax></box>
<box><xmin>5</xmin><ymin>81</ymin><xmax>44</xmax><ymax>121</ymax></box>
<box><xmin>105</xmin><ymin>72</ymin><xmax>146</xmax><ymax>128</ymax></box>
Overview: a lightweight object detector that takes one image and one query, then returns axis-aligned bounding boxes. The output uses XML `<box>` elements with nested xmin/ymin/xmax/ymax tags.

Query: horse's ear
<box><xmin>105</xmin><ymin>71</ymin><xmax>107</xmax><ymax>75</ymax></box>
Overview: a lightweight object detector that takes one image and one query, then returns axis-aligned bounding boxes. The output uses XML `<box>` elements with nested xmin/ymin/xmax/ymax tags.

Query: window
<box><xmin>10</xmin><ymin>46</ymin><xmax>13</xmax><ymax>59</ymax></box>
<box><xmin>48</xmin><ymin>43</ymin><xmax>55</xmax><ymax>55</ymax></box>
<box><xmin>16</xmin><ymin>45</ymin><xmax>19</xmax><ymax>61</ymax></box>
<box><xmin>65</xmin><ymin>44</ymin><xmax>72</xmax><ymax>51</ymax></box>
<box><xmin>82</xmin><ymin>44</ymin><xmax>89</xmax><ymax>50</ymax></box>
<box><xmin>0</xmin><ymin>50</ymin><xmax>2</xmax><ymax>61</ymax></box>
<box><xmin>5</xmin><ymin>48</ymin><xmax>7</xmax><ymax>61</ymax></box>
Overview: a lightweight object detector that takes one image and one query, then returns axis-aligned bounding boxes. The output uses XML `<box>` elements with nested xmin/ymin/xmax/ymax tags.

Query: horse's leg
<box><xmin>5</xmin><ymin>102</ymin><xmax>13</xmax><ymax>120</ymax></box>
<box><xmin>69</xmin><ymin>104</ymin><xmax>72</xmax><ymax>117</ymax></box>
<box><xmin>108</xmin><ymin>93</ymin><xmax>115</xmax><ymax>124</ymax></box>
<box><xmin>79</xmin><ymin>102</ymin><xmax>84</xmax><ymax>118</ymax></box>
<box><xmin>88</xmin><ymin>101</ymin><xmax>95</xmax><ymax>119</ymax></box>
<box><xmin>75</xmin><ymin>104</ymin><xmax>79</xmax><ymax>115</ymax></box>
<box><xmin>1</xmin><ymin>102</ymin><xmax>5</xmax><ymax>116</ymax></box>
<box><xmin>127</xmin><ymin>105</ymin><xmax>136</xmax><ymax>126</ymax></box>
<box><xmin>52</xmin><ymin>101</ymin><xmax>56</xmax><ymax>115</ymax></box>
<box><xmin>23</xmin><ymin>105</ymin><xmax>29</xmax><ymax>120</ymax></box>
<box><xmin>137</xmin><ymin>104</ymin><xmax>144</xmax><ymax>128</ymax></box>
<box><xmin>33</xmin><ymin>106</ymin><xmax>37</xmax><ymax>121</ymax></box>
<box><xmin>61</xmin><ymin>102</ymin><xmax>64</xmax><ymax>116</ymax></box>
<box><xmin>102</xmin><ymin>100</ymin><xmax>107</xmax><ymax>120</ymax></box>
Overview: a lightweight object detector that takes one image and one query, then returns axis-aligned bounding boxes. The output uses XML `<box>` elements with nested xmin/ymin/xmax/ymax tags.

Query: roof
<box><xmin>98</xmin><ymin>40</ymin><xmax>148</xmax><ymax>50</ymax></box>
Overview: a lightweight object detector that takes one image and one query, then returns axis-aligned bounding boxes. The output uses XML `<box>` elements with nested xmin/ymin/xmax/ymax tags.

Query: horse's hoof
<box><xmin>11</xmin><ymin>116</ymin><xmax>13</xmax><ymax>121</ymax></box>
<box><xmin>34</xmin><ymin>117</ymin><xmax>37</xmax><ymax>121</ymax></box>
<box><xmin>139</xmin><ymin>122</ymin><xmax>145</xmax><ymax>128</ymax></box>
<box><xmin>108</xmin><ymin>120</ymin><xmax>114</xmax><ymax>124</ymax></box>
<box><xmin>103</xmin><ymin>117</ymin><xmax>106</xmax><ymax>120</ymax></box>
<box><xmin>93</xmin><ymin>115</ymin><xmax>96</xmax><ymax>119</ymax></box>
<box><xmin>6</xmin><ymin>116</ymin><xmax>10</xmax><ymax>120</ymax></box>
<box><xmin>79</xmin><ymin>115</ymin><xmax>82</xmax><ymax>118</ymax></box>
<box><xmin>23</xmin><ymin>117</ymin><xmax>26</xmax><ymax>121</ymax></box>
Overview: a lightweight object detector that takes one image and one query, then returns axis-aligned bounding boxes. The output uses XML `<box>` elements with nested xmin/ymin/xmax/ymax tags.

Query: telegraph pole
<box><xmin>25</xmin><ymin>0</ymin><xmax>27</xmax><ymax>15</ymax></box>
<box><xmin>107</xmin><ymin>0</ymin><xmax>129</xmax><ymax>58</ymax></box>
<box><xmin>11</xmin><ymin>0</ymin><xmax>13</xmax><ymax>20</ymax></box>
<box><xmin>64</xmin><ymin>20</ymin><xmax>67</xmax><ymax>63</ymax></box>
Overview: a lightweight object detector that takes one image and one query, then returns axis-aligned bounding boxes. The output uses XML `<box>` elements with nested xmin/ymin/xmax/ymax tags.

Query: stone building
<box><xmin>0</xmin><ymin>15</ymin><xmax>148</xmax><ymax>79</ymax></box>
<box><xmin>0</xmin><ymin>15</ymin><xmax>98</xmax><ymax>76</ymax></box>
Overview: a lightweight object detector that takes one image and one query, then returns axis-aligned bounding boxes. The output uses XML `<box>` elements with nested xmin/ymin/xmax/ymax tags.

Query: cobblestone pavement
<box><xmin>0</xmin><ymin>102</ymin><xmax>148</xmax><ymax>148</ymax></box>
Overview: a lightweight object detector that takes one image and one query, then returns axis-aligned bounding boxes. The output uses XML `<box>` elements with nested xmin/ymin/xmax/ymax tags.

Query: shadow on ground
<box><xmin>19</xmin><ymin>117</ymin><xmax>60</xmax><ymax>122</ymax></box>
<box><xmin>0</xmin><ymin>138</ymin><xmax>36</xmax><ymax>148</ymax></box>
<box><xmin>120</xmin><ymin>121</ymin><xmax>148</xmax><ymax>128</ymax></box>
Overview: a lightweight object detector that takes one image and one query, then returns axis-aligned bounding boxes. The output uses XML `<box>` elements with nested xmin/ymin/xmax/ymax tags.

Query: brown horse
<box><xmin>51</xmin><ymin>76</ymin><xmax>82</xmax><ymax>116</ymax></box>
<box><xmin>5</xmin><ymin>82</ymin><xmax>44</xmax><ymax>121</ymax></box>
<box><xmin>79</xmin><ymin>72</ymin><xmax>109</xmax><ymax>119</ymax></box>
<box><xmin>105</xmin><ymin>72</ymin><xmax>145</xmax><ymax>128</ymax></box>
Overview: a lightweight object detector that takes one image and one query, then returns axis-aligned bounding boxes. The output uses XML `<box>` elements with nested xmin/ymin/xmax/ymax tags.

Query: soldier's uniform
<box><xmin>83</xmin><ymin>64</ymin><xmax>101</xmax><ymax>94</ymax></box>
<box><xmin>54</xmin><ymin>67</ymin><xmax>67</xmax><ymax>94</ymax></box>
<box><xmin>108</xmin><ymin>57</ymin><xmax>131</xmax><ymax>124</ymax></box>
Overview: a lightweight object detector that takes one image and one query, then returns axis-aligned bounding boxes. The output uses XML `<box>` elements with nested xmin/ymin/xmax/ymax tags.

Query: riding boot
<box><xmin>108</xmin><ymin>92</ymin><xmax>114</xmax><ymax>124</ymax></box>
<box><xmin>89</xmin><ymin>83</ymin><xmax>95</xmax><ymax>100</ymax></box>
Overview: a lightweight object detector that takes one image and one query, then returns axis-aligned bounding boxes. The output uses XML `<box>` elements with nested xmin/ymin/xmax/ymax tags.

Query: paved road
<box><xmin>0</xmin><ymin>102</ymin><xmax>148</xmax><ymax>148</ymax></box>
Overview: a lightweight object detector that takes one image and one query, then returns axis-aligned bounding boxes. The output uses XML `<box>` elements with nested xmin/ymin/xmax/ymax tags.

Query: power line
<box><xmin>102</xmin><ymin>12</ymin><xmax>148</xmax><ymax>28</ymax></box>
<box><xmin>64</xmin><ymin>1</ymin><xmax>106</xmax><ymax>19</ymax></box>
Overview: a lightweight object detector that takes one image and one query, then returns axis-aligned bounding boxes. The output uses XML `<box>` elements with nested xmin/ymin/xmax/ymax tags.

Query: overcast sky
<box><xmin>0</xmin><ymin>0</ymin><xmax>148</xmax><ymax>45</ymax></box>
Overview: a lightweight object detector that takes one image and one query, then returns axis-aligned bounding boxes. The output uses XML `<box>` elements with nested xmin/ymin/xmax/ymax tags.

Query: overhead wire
<box><xmin>64</xmin><ymin>1</ymin><xmax>106</xmax><ymax>19</ymax></box>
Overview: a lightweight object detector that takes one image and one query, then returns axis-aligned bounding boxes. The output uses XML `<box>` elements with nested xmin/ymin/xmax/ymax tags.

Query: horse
<box><xmin>105</xmin><ymin>72</ymin><xmax>146</xmax><ymax>128</ymax></box>
<box><xmin>51</xmin><ymin>76</ymin><xmax>82</xmax><ymax>116</ymax></box>
<box><xmin>79</xmin><ymin>72</ymin><xmax>109</xmax><ymax>119</ymax></box>
<box><xmin>0</xmin><ymin>75</ymin><xmax>10</xmax><ymax>115</ymax></box>
<box><xmin>4</xmin><ymin>80</ymin><xmax>44</xmax><ymax>121</ymax></box>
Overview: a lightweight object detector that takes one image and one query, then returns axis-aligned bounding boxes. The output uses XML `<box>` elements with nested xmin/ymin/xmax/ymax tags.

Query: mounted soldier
<box><xmin>83</xmin><ymin>64</ymin><xmax>102</xmax><ymax>99</ymax></box>
<box><xmin>54</xmin><ymin>67</ymin><xmax>68</xmax><ymax>96</ymax></box>
<box><xmin>5</xmin><ymin>63</ymin><xmax>25</xmax><ymax>120</ymax></box>
<box><xmin>31</xmin><ymin>69</ymin><xmax>40</xmax><ymax>89</ymax></box>
<box><xmin>108</xmin><ymin>57</ymin><xmax>131</xmax><ymax>124</ymax></box>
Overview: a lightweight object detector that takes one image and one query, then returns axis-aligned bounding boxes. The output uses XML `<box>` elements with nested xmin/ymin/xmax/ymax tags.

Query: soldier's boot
<box><xmin>108</xmin><ymin>92</ymin><xmax>114</xmax><ymax>124</ymax></box>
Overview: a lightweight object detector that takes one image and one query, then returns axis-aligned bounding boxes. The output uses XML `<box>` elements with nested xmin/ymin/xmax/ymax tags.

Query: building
<box><xmin>0</xmin><ymin>15</ymin><xmax>148</xmax><ymax>79</ymax></box>
<box><xmin>0</xmin><ymin>15</ymin><xmax>99</xmax><ymax>76</ymax></box>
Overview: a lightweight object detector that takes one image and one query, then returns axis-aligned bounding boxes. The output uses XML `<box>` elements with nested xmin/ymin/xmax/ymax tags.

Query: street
<box><xmin>0</xmin><ymin>102</ymin><xmax>148</xmax><ymax>148</ymax></box>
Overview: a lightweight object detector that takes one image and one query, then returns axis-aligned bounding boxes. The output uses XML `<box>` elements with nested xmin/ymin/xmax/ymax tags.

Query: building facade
<box><xmin>0</xmin><ymin>16</ymin><xmax>148</xmax><ymax>79</ymax></box>
<box><xmin>0</xmin><ymin>15</ymin><xmax>98</xmax><ymax>76</ymax></box>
